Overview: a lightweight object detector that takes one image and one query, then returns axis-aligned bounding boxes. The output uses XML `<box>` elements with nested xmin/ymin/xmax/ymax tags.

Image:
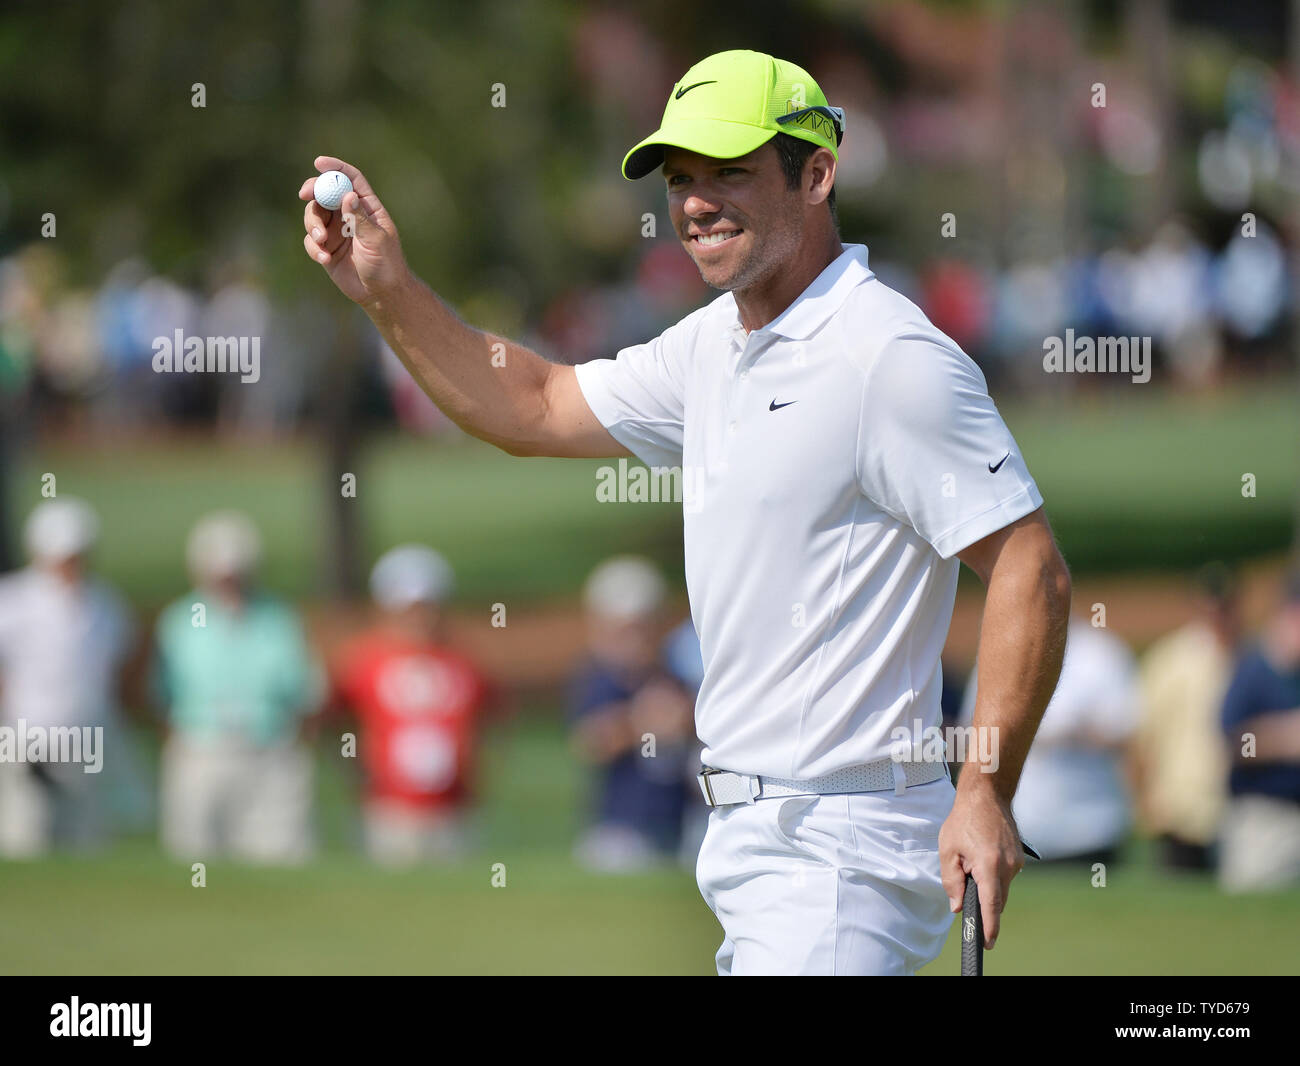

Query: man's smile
<box><xmin>689</xmin><ymin>228</ymin><xmax>744</xmax><ymax>250</ymax></box>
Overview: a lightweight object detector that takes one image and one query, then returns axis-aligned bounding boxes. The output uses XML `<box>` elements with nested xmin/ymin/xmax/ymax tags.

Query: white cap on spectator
<box><xmin>583</xmin><ymin>556</ymin><xmax>666</xmax><ymax>621</ymax></box>
<box><xmin>24</xmin><ymin>497</ymin><xmax>99</xmax><ymax>562</ymax></box>
<box><xmin>187</xmin><ymin>511</ymin><xmax>262</xmax><ymax>582</ymax></box>
<box><xmin>370</xmin><ymin>545</ymin><xmax>454</xmax><ymax>609</ymax></box>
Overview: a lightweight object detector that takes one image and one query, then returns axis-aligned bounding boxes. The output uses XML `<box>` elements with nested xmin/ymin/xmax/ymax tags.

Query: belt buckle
<box><xmin>699</xmin><ymin>767</ymin><xmax>721</xmax><ymax>807</ymax></box>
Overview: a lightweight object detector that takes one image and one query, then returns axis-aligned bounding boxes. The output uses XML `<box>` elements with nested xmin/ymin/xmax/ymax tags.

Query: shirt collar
<box><xmin>719</xmin><ymin>244</ymin><xmax>874</xmax><ymax>346</ymax></box>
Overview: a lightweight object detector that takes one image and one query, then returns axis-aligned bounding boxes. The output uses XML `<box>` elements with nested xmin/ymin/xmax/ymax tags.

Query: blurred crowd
<box><xmin>1</xmin><ymin>494</ymin><xmax>1299</xmax><ymax>892</ymax></box>
<box><xmin>0</xmin><ymin>251</ymin><xmax>347</xmax><ymax>438</ymax></box>
<box><xmin>0</xmin><ymin>497</ymin><xmax>495</xmax><ymax>867</ymax></box>
<box><xmin>3</xmin><ymin>5</ymin><xmax>1298</xmax><ymax>436</ymax></box>
<box><xmin>0</xmin><ymin>211</ymin><xmax>1292</xmax><ymax>444</ymax></box>
<box><xmin>954</xmin><ymin>563</ymin><xmax>1300</xmax><ymax>891</ymax></box>
<box><xmin>899</xmin><ymin>218</ymin><xmax>1292</xmax><ymax>389</ymax></box>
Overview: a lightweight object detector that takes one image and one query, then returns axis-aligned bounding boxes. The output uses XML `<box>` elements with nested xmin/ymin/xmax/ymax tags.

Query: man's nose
<box><xmin>683</xmin><ymin>193</ymin><xmax>721</xmax><ymax>217</ymax></box>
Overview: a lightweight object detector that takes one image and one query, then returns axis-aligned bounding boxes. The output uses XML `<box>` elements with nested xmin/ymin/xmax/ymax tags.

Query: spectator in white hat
<box><xmin>332</xmin><ymin>545</ymin><xmax>494</xmax><ymax>865</ymax></box>
<box><xmin>369</xmin><ymin>544</ymin><xmax>455</xmax><ymax>613</ymax></box>
<box><xmin>569</xmin><ymin>556</ymin><xmax>696</xmax><ymax>871</ymax></box>
<box><xmin>154</xmin><ymin>510</ymin><xmax>321</xmax><ymax>864</ymax></box>
<box><xmin>0</xmin><ymin>498</ymin><xmax>136</xmax><ymax>856</ymax></box>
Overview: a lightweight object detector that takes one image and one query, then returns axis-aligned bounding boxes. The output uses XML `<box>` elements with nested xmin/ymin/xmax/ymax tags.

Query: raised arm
<box><xmin>300</xmin><ymin>156</ymin><xmax>629</xmax><ymax>459</ymax></box>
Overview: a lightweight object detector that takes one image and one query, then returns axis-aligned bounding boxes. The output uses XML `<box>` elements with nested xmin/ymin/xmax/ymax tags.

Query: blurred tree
<box><xmin>0</xmin><ymin>0</ymin><xmax>596</xmax><ymax>589</ymax></box>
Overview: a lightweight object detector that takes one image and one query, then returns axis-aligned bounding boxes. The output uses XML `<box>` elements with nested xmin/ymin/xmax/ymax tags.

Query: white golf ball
<box><xmin>314</xmin><ymin>170</ymin><xmax>352</xmax><ymax>211</ymax></box>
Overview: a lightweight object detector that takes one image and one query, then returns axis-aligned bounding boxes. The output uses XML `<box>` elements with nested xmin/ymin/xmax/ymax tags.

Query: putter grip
<box><xmin>960</xmin><ymin>874</ymin><xmax>983</xmax><ymax>976</ymax></box>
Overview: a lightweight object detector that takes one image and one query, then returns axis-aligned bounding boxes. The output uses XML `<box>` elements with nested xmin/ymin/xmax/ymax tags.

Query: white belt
<box><xmin>697</xmin><ymin>759</ymin><xmax>948</xmax><ymax>807</ymax></box>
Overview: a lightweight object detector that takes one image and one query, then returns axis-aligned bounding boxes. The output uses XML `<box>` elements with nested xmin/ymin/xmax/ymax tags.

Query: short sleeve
<box><xmin>857</xmin><ymin>333</ymin><xmax>1043</xmax><ymax>558</ymax></box>
<box><xmin>1220</xmin><ymin>651</ymin><xmax>1264</xmax><ymax>732</ymax></box>
<box><xmin>573</xmin><ymin>322</ymin><xmax>689</xmax><ymax>470</ymax></box>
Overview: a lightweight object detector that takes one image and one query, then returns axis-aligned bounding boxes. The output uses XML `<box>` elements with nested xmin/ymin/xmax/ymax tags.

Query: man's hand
<box><xmin>300</xmin><ymin>156</ymin><xmax>407</xmax><ymax>306</ymax></box>
<box><xmin>628</xmin><ymin>679</ymin><xmax>695</xmax><ymax>742</ymax></box>
<box><xmin>296</xmin><ymin>156</ymin><xmax>624</xmax><ymax>459</ymax></box>
<box><xmin>939</xmin><ymin>777</ymin><xmax>1027</xmax><ymax>949</ymax></box>
<box><xmin>570</xmin><ymin>704</ymin><xmax>638</xmax><ymax>764</ymax></box>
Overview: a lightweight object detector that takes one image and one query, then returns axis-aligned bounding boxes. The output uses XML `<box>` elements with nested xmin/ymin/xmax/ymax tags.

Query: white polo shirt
<box><xmin>0</xmin><ymin>568</ymin><xmax>133</xmax><ymax>729</ymax></box>
<box><xmin>575</xmin><ymin>244</ymin><xmax>1042</xmax><ymax>779</ymax></box>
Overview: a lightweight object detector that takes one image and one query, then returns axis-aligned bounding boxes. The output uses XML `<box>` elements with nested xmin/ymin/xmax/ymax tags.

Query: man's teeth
<box><xmin>696</xmin><ymin>231</ymin><xmax>740</xmax><ymax>245</ymax></box>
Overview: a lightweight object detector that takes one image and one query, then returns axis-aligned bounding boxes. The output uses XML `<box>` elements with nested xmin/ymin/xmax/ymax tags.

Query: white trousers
<box><xmin>1218</xmin><ymin>795</ymin><xmax>1300</xmax><ymax>892</ymax></box>
<box><xmin>364</xmin><ymin>801</ymin><xmax>467</xmax><ymax>866</ymax></box>
<box><xmin>0</xmin><ymin>759</ymin><xmax>105</xmax><ymax>857</ymax></box>
<box><xmin>160</xmin><ymin>736</ymin><xmax>314</xmax><ymax>865</ymax></box>
<box><xmin>696</xmin><ymin>775</ymin><xmax>956</xmax><ymax>975</ymax></box>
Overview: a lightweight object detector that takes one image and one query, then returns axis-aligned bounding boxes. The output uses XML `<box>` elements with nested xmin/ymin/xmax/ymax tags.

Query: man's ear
<box><xmin>807</xmin><ymin>148</ymin><xmax>837</xmax><ymax>205</ymax></box>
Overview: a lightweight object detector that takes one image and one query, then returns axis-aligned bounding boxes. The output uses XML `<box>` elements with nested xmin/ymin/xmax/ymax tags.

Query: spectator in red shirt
<box><xmin>333</xmin><ymin>546</ymin><xmax>493</xmax><ymax>865</ymax></box>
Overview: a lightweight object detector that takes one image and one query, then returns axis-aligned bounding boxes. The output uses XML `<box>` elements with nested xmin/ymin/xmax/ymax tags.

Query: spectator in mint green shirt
<box><xmin>155</xmin><ymin>588</ymin><xmax>316</xmax><ymax>746</ymax></box>
<box><xmin>155</xmin><ymin>511</ymin><xmax>321</xmax><ymax>864</ymax></box>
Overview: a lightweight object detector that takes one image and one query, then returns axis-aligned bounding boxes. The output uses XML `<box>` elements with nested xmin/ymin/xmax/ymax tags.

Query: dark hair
<box><xmin>771</xmin><ymin>132</ymin><xmax>838</xmax><ymax>229</ymax></box>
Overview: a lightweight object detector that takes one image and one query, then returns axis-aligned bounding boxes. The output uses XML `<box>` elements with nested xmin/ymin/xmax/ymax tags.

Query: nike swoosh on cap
<box><xmin>675</xmin><ymin>80</ymin><xmax>717</xmax><ymax>99</ymax></box>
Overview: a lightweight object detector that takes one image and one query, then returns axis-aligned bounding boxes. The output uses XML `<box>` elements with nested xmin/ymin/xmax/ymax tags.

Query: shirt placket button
<box><xmin>728</xmin><ymin>369</ymin><xmax>742</xmax><ymax>435</ymax></box>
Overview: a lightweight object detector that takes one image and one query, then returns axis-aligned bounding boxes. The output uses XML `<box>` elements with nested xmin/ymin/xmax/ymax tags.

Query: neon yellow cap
<box><xmin>622</xmin><ymin>49</ymin><xmax>843</xmax><ymax>180</ymax></box>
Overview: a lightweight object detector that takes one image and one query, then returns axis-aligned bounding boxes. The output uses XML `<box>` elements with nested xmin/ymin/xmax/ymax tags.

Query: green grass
<box><xmin>0</xmin><ymin>848</ymin><xmax>720</xmax><ymax>976</ymax></box>
<box><xmin>10</xmin><ymin>384</ymin><xmax>1298</xmax><ymax>606</ymax></box>
<box><xmin>3</xmin><ymin>842</ymin><xmax>1296</xmax><ymax>975</ymax></box>
<box><xmin>14</xmin><ymin>435</ymin><xmax>679</xmax><ymax>609</ymax></box>
<box><xmin>2</xmin><ymin>716</ymin><xmax>1297</xmax><ymax>976</ymax></box>
<box><xmin>1004</xmin><ymin>385</ymin><xmax>1299</xmax><ymax>573</ymax></box>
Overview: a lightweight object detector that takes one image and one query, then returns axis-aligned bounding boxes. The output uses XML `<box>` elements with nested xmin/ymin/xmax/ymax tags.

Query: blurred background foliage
<box><xmin>3</xmin><ymin>0</ymin><xmax>1298</xmax><ymax>597</ymax></box>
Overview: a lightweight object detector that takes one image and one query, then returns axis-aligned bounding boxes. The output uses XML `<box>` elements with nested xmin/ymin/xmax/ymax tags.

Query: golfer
<box><xmin>300</xmin><ymin>48</ymin><xmax>1071</xmax><ymax>975</ymax></box>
